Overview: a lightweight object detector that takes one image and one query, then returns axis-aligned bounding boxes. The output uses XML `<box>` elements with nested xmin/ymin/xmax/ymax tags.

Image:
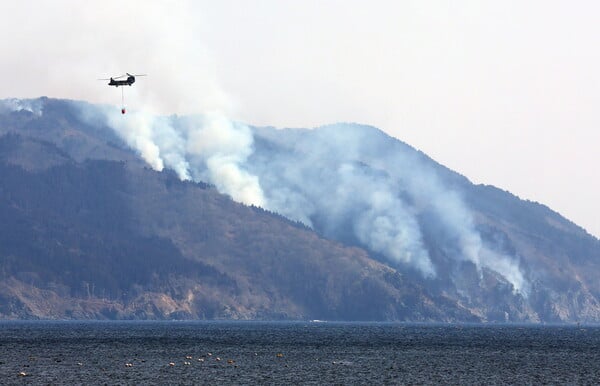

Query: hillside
<box><xmin>247</xmin><ymin>123</ymin><xmax>600</xmax><ymax>322</ymax></box>
<box><xmin>0</xmin><ymin>111</ymin><xmax>473</xmax><ymax>320</ymax></box>
<box><xmin>0</xmin><ymin>97</ymin><xmax>599</xmax><ymax>322</ymax></box>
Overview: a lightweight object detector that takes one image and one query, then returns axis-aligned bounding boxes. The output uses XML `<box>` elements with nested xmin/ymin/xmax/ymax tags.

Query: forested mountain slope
<box><xmin>0</xmin><ymin>97</ymin><xmax>598</xmax><ymax>322</ymax></box>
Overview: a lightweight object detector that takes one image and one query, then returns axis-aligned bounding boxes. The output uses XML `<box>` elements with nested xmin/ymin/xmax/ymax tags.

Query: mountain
<box><xmin>0</xmin><ymin>97</ymin><xmax>598</xmax><ymax>322</ymax></box>
<box><xmin>0</xmin><ymin>99</ymin><xmax>472</xmax><ymax>321</ymax></box>
<box><xmin>247</xmin><ymin>123</ymin><xmax>600</xmax><ymax>322</ymax></box>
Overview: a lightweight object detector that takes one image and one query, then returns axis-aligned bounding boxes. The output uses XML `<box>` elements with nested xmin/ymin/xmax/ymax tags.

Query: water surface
<box><xmin>0</xmin><ymin>321</ymin><xmax>598</xmax><ymax>384</ymax></box>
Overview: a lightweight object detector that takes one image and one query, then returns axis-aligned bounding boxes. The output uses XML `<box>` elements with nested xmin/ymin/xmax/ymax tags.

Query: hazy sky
<box><xmin>1</xmin><ymin>1</ymin><xmax>599</xmax><ymax>237</ymax></box>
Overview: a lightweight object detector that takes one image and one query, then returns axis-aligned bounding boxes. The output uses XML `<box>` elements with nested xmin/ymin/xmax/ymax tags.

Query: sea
<box><xmin>0</xmin><ymin>321</ymin><xmax>598</xmax><ymax>385</ymax></box>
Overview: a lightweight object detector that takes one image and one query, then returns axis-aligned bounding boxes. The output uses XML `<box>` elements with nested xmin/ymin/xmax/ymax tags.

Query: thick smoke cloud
<box><xmin>185</xmin><ymin>113</ymin><xmax>266</xmax><ymax>206</ymax></box>
<box><xmin>80</xmin><ymin>106</ymin><xmax>265</xmax><ymax>207</ymax></box>
<box><xmin>83</xmin><ymin>107</ymin><xmax>528</xmax><ymax>295</ymax></box>
<box><xmin>3</xmin><ymin>95</ymin><xmax>528</xmax><ymax>295</ymax></box>
<box><xmin>248</xmin><ymin>123</ymin><xmax>529</xmax><ymax>295</ymax></box>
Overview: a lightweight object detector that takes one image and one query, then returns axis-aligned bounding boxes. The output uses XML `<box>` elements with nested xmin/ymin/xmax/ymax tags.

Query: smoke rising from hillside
<box><xmin>84</xmin><ymin>107</ymin><xmax>528</xmax><ymax>295</ymax></box>
<box><xmin>4</xmin><ymin>96</ymin><xmax>528</xmax><ymax>295</ymax></box>
<box><xmin>248</xmin><ymin>124</ymin><xmax>529</xmax><ymax>295</ymax></box>
<box><xmin>0</xmin><ymin>99</ymin><xmax>43</xmax><ymax>116</ymax></box>
<box><xmin>80</xmin><ymin>106</ymin><xmax>265</xmax><ymax>207</ymax></box>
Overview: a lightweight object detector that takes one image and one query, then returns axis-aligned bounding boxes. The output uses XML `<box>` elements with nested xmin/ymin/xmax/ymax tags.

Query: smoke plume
<box><xmin>81</xmin><ymin>106</ymin><xmax>265</xmax><ymax>207</ymax></box>
<box><xmin>86</xmin><ymin>110</ymin><xmax>528</xmax><ymax>295</ymax></box>
<box><xmin>6</xmin><ymin>95</ymin><xmax>528</xmax><ymax>295</ymax></box>
<box><xmin>245</xmin><ymin>123</ymin><xmax>529</xmax><ymax>295</ymax></box>
<box><xmin>0</xmin><ymin>99</ymin><xmax>43</xmax><ymax>116</ymax></box>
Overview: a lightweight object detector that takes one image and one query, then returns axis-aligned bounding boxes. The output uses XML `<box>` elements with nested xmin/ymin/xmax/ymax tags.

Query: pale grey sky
<box><xmin>1</xmin><ymin>1</ymin><xmax>599</xmax><ymax>236</ymax></box>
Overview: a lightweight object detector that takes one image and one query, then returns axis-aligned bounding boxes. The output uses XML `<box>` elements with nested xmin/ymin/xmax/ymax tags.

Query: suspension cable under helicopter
<box><xmin>121</xmin><ymin>87</ymin><xmax>125</xmax><ymax>114</ymax></box>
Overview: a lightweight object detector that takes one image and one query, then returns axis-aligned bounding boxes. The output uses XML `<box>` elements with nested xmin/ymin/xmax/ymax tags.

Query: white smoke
<box><xmin>6</xmin><ymin>94</ymin><xmax>529</xmax><ymax>295</ymax></box>
<box><xmin>106</xmin><ymin>111</ymin><xmax>165</xmax><ymax>172</ymax></box>
<box><xmin>353</xmin><ymin>188</ymin><xmax>435</xmax><ymax>277</ymax></box>
<box><xmin>83</xmin><ymin>106</ymin><xmax>265</xmax><ymax>207</ymax></box>
<box><xmin>0</xmin><ymin>1</ymin><xmax>230</xmax><ymax>116</ymax></box>
<box><xmin>77</xmin><ymin>102</ymin><xmax>529</xmax><ymax>294</ymax></box>
<box><xmin>409</xmin><ymin>164</ymin><xmax>529</xmax><ymax>295</ymax></box>
<box><xmin>185</xmin><ymin>113</ymin><xmax>265</xmax><ymax>206</ymax></box>
<box><xmin>0</xmin><ymin>98</ymin><xmax>43</xmax><ymax>116</ymax></box>
<box><xmin>244</xmin><ymin>123</ymin><xmax>530</xmax><ymax>295</ymax></box>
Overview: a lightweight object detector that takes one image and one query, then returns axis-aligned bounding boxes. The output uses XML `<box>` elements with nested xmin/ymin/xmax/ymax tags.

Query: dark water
<box><xmin>0</xmin><ymin>322</ymin><xmax>599</xmax><ymax>385</ymax></box>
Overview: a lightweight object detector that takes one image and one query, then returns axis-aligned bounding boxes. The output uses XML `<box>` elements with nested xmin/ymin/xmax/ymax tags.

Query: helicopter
<box><xmin>100</xmin><ymin>73</ymin><xmax>146</xmax><ymax>87</ymax></box>
<box><xmin>98</xmin><ymin>73</ymin><xmax>146</xmax><ymax>114</ymax></box>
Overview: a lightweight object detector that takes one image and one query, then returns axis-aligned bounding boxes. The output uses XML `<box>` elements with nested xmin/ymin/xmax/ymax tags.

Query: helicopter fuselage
<box><xmin>108</xmin><ymin>76</ymin><xmax>135</xmax><ymax>87</ymax></box>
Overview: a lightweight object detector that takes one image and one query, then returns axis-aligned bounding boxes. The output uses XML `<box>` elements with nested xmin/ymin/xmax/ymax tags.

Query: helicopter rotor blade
<box><xmin>127</xmin><ymin>73</ymin><xmax>147</xmax><ymax>77</ymax></box>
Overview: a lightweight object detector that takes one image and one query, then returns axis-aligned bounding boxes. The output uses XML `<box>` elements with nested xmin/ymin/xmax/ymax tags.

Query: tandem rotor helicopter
<box><xmin>98</xmin><ymin>73</ymin><xmax>146</xmax><ymax>114</ymax></box>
